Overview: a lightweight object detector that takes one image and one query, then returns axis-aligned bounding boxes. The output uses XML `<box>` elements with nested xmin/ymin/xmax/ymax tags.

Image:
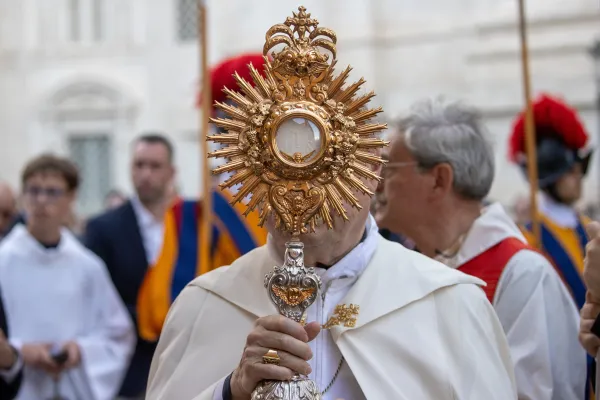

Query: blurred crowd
<box><xmin>0</xmin><ymin>93</ymin><xmax>596</xmax><ymax>398</ymax></box>
<box><xmin>0</xmin><ymin>72</ymin><xmax>598</xmax><ymax>400</ymax></box>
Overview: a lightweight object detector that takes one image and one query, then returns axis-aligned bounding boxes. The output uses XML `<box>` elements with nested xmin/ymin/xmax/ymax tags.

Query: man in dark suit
<box><xmin>0</xmin><ymin>288</ymin><xmax>22</xmax><ymax>400</ymax></box>
<box><xmin>84</xmin><ymin>134</ymin><xmax>175</xmax><ymax>399</ymax></box>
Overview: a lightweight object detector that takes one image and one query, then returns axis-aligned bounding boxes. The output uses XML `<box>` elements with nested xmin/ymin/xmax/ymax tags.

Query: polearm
<box><xmin>198</xmin><ymin>0</ymin><xmax>212</xmax><ymax>274</ymax></box>
<box><xmin>516</xmin><ymin>0</ymin><xmax>541</xmax><ymax>248</ymax></box>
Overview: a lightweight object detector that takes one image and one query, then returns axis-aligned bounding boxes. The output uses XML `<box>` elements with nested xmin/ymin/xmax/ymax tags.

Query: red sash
<box><xmin>458</xmin><ymin>237</ymin><xmax>535</xmax><ymax>303</ymax></box>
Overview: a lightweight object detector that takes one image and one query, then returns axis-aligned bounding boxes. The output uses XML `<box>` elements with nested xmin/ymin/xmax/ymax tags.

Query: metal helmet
<box><xmin>508</xmin><ymin>93</ymin><xmax>591</xmax><ymax>188</ymax></box>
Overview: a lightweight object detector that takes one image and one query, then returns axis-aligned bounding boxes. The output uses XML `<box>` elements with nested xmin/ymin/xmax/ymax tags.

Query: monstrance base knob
<box><xmin>251</xmin><ymin>375</ymin><xmax>322</xmax><ymax>400</ymax></box>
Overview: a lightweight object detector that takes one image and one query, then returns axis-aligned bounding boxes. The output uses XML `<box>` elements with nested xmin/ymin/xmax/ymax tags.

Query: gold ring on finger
<box><xmin>262</xmin><ymin>349</ymin><xmax>280</xmax><ymax>365</ymax></box>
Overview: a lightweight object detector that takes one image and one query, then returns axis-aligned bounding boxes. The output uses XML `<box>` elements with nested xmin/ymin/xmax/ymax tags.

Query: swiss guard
<box><xmin>509</xmin><ymin>92</ymin><xmax>595</xmax><ymax>397</ymax></box>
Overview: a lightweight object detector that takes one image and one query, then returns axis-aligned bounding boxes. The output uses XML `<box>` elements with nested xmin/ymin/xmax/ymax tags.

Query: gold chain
<box><xmin>321</xmin><ymin>356</ymin><xmax>345</xmax><ymax>395</ymax></box>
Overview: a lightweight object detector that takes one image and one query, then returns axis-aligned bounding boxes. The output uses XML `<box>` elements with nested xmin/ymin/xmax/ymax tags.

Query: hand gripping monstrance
<box><xmin>207</xmin><ymin>6</ymin><xmax>387</xmax><ymax>399</ymax></box>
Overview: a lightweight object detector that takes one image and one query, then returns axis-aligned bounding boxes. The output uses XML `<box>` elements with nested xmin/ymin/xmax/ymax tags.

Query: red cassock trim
<box><xmin>458</xmin><ymin>238</ymin><xmax>537</xmax><ymax>303</ymax></box>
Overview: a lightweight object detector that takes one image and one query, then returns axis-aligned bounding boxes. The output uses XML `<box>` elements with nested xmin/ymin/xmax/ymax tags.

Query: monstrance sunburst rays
<box><xmin>207</xmin><ymin>6</ymin><xmax>387</xmax><ymax>237</ymax></box>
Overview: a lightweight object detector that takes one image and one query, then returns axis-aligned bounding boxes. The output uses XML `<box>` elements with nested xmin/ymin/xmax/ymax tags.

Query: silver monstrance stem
<box><xmin>251</xmin><ymin>238</ymin><xmax>323</xmax><ymax>400</ymax></box>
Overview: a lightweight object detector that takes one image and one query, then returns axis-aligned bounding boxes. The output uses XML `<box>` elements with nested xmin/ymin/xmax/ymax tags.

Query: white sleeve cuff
<box><xmin>212</xmin><ymin>376</ymin><xmax>226</xmax><ymax>400</ymax></box>
<box><xmin>0</xmin><ymin>348</ymin><xmax>22</xmax><ymax>383</ymax></box>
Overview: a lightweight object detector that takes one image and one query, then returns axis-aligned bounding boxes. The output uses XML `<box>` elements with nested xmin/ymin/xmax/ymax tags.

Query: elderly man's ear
<box><xmin>428</xmin><ymin>163</ymin><xmax>454</xmax><ymax>199</ymax></box>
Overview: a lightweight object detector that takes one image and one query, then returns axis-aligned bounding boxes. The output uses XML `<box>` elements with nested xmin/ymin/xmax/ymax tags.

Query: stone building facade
<box><xmin>0</xmin><ymin>0</ymin><xmax>598</xmax><ymax>216</ymax></box>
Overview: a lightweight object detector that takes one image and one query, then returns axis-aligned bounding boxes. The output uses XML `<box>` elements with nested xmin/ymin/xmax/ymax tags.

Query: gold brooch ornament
<box><xmin>322</xmin><ymin>304</ymin><xmax>360</xmax><ymax>330</ymax></box>
<box><xmin>208</xmin><ymin>6</ymin><xmax>386</xmax><ymax>400</ymax></box>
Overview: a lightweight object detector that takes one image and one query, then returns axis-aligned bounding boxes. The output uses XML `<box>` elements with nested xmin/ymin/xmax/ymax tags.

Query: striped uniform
<box><xmin>137</xmin><ymin>190</ymin><xmax>267</xmax><ymax>342</ymax></box>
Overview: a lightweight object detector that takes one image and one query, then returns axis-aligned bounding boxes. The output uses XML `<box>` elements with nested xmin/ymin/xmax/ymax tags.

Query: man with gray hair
<box><xmin>377</xmin><ymin>97</ymin><xmax>586</xmax><ymax>399</ymax></box>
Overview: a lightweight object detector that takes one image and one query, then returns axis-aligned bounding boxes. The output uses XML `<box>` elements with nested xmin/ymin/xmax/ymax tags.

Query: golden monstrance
<box><xmin>208</xmin><ymin>6</ymin><xmax>387</xmax><ymax>400</ymax></box>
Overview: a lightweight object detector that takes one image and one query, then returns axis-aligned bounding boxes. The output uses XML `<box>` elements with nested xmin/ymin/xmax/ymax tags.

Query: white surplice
<box><xmin>147</xmin><ymin>216</ymin><xmax>518</xmax><ymax>400</ymax></box>
<box><xmin>0</xmin><ymin>225</ymin><xmax>136</xmax><ymax>400</ymax></box>
<box><xmin>438</xmin><ymin>203</ymin><xmax>586</xmax><ymax>400</ymax></box>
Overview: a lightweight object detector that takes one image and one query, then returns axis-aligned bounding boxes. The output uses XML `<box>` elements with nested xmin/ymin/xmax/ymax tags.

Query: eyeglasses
<box><xmin>24</xmin><ymin>186</ymin><xmax>66</xmax><ymax>202</ymax></box>
<box><xmin>380</xmin><ymin>161</ymin><xmax>418</xmax><ymax>178</ymax></box>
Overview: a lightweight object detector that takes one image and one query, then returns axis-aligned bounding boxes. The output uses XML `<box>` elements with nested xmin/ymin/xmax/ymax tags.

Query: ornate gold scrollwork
<box><xmin>208</xmin><ymin>6</ymin><xmax>388</xmax><ymax>239</ymax></box>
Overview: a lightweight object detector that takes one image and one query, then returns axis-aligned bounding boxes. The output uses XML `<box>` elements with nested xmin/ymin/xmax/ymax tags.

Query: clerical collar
<box><xmin>314</xmin><ymin>228</ymin><xmax>368</xmax><ymax>270</ymax></box>
<box><xmin>39</xmin><ymin>239</ymin><xmax>61</xmax><ymax>249</ymax></box>
<box><xmin>27</xmin><ymin>228</ymin><xmax>62</xmax><ymax>249</ymax></box>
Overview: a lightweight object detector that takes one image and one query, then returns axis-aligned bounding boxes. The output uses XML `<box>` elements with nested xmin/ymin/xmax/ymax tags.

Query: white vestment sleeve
<box><xmin>437</xmin><ymin>284</ymin><xmax>518</xmax><ymax>399</ymax></box>
<box><xmin>493</xmin><ymin>250</ymin><xmax>586</xmax><ymax>400</ymax></box>
<box><xmin>211</xmin><ymin>377</ymin><xmax>226</xmax><ymax>400</ymax></box>
<box><xmin>147</xmin><ymin>286</ymin><xmax>228</xmax><ymax>400</ymax></box>
<box><xmin>70</xmin><ymin>261</ymin><xmax>136</xmax><ymax>400</ymax></box>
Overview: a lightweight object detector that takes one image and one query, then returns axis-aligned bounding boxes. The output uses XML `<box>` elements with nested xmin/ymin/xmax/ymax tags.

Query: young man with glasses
<box><xmin>0</xmin><ymin>154</ymin><xmax>135</xmax><ymax>400</ymax></box>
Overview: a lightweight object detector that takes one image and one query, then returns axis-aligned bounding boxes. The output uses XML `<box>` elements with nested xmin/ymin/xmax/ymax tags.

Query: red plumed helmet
<box><xmin>198</xmin><ymin>53</ymin><xmax>267</xmax><ymax>113</ymax></box>
<box><xmin>508</xmin><ymin>93</ymin><xmax>589</xmax><ymax>162</ymax></box>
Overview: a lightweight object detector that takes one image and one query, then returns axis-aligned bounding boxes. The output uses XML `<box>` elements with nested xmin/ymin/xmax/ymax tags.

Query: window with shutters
<box><xmin>177</xmin><ymin>0</ymin><xmax>198</xmax><ymax>41</ymax></box>
<box><xmin>68</xmin><ymin>135</ymin><xmax>112</xmax><ymax>216</ymax></box>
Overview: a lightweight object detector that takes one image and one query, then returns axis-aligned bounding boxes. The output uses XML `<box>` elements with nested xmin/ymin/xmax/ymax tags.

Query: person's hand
<box><xmin>61</xmin><ymin>341</ymin><xmax>81</xmax><ymax>369</ymax></box>
<box><xmin>21</xmin><ymin>343</ymin><xmax>62</xmax><ymax>376</ymax></box>
<box><xmin>584</xmin><ymin>221</ymin><xmax>600</xmax><ymax>299</ymax></box>
<box><xmin>0</xmin><ymin>330</ymin><xmax>16</xmax><ymax>369</ymax></box>
<box><xmin>579</xmin><ymin>292</ymin><xmax>600</xmax><ymax>356</ymax></box>
<box><xmin>230</xmin><ymin>315</ymin><xmax>321</xmax><ymax>400</ymax></box>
